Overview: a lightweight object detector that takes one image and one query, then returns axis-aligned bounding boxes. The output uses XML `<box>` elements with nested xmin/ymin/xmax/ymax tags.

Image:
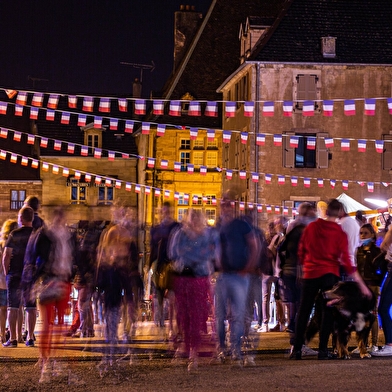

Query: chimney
<box><xmin>133</xmin><ymin>77</ymin><xmax>142</xmax><ymax>98</ymax></box>
<box><xmin>173</xmin><ymin>5</ymin><xmax>203</xmax><ymax>71</ymax></box>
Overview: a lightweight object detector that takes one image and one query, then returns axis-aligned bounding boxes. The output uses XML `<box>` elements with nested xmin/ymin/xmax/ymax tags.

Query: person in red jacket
<box><xmin>290</xmin><ymin>199</ymin><xmax>371</xmax><ymax>360</ymax></box>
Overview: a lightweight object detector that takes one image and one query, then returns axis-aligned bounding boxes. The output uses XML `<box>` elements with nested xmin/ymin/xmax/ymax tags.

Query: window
<box><xmin>180</xmin><ymin>139</ymin><xmax>191</xmax><ymax>149</ymax></box>
<box><xmin>192</xmin><ymin>196</ymin><xmax>203</xmax><ymax>205</ymax></box>
<box><xmin>205</xmin><ymin>195</ymin><xmax>216</xmax><ymax>205</ymax></box>
<box><xmin>382</xmin><ymin>134</ymin><xmax>392</xmax><ymax>170</ymax></box>
<box><xmin>97</xmin><ymin>185</ymin><xmax>114</xmax><ymax>205</ymax></box>
<box><xmin>205</xmin><ymin>208</ymin><xmax>216</xmax><ymax>225</ymax></box>
<box><xmin>207</xmin><ymin>138</ymin><xmax>218</xmax><ymax>149</ymax></box>
<box><xmin>293</xmin><ymin>73</ymin><xmax>321</xmax><ymax>112</ymax></box>
<box><xmin>177</xmin><ymin>208</ymin><xmax>188</xmax><ymax>222</ymax></box>
<box><xmin>87</xmin><ymin>134</ymin><xmax>99</xmax><ymax>147</ymax></box>
<box><xmin>193</xmin><ymin>138</ymin><xmax>204</xmax><ymax>149</ymax></box>
<box><xmin>178</xmin><ymin>195</ymin><xmax>189</xmax><ymax>206</ymax></box>
<box><xmin>180</xmin><ymin>151</ymin><xmax>190</xmax><ymax>171</ymax></box>
<box><xmin>68</xmin><ymin>176</ymin><xmax>87</xmax><ymax>204</ymax></box>
<box><xmin>283</xmin><ymin>131</ymin><xmax>328</xmax><ymax>169</ymax></box>
<box><xmin>10</xmin><ymin>190</ymin><xmax>26</xmax><ymax>210</ymax></box>
<box><xmin>193</xmin><ymin>151</ymin><xmax>204</xmax><ymax>166</ymax></box>
<box><xmin>206</xmin><ymin>151</ymin><xmax>218</xmax><ymax>167</ymax></box>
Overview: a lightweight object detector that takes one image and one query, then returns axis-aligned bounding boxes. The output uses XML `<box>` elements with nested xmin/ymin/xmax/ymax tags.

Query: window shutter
<box><xmin>296</xmin><ymin>74</ymin><xmax>317</xmax><ymax>110</ymax></box>
<box><xmin>283</xmin><ymin>132</ymin><xmax>295</xmax><ymax>168</ymax></box>
<box><xmin>383</xmin><ymin>135</ymin><xmax>392</xmax><ymax>170</ymax></box>
<box><xmin>317</xmin><ymin>132</ymin><xmax>329</xmax><ymax>168</ymax></box>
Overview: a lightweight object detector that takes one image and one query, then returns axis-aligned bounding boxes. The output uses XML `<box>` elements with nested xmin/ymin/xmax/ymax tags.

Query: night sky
<box><xmin>0</xmin><ymin>0</ymin><xmax>212</xmax><ymax>97</ymax></box>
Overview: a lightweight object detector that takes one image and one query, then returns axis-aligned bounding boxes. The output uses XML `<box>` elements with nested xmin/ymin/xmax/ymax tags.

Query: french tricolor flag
<box><xmin>0</xmin><ymin>150</ymin><xmax>6</xmax><ymax>160</ymax></box>
<box><xmin>278</xmin><ymin>175</ymin><xmax>285</xmax><ymax>185</ymax></box>
<box><xmin>174</xmin><ymin>162</ymin><xmax>181</xmax><ymax>172</ymax></box>
<box><xmin>223</xmin><ymin>130</ymin><xmax>231</xmax><ymax>143</ymax></box>
<box><xmin>147</xmin><ymin>158</ymin><xmax>155</xmax><ymax>168</ymax></box>
<box><xmin>125</xmin><ymin>120</ymin><xmax>134</xmax><ymax>133</ymax></box>
<box><xmin>135</xmin><ymin>99</ymin><xmax>146</xmax><ymax>115</ymax></box>
<box><xmin>244</xmin><ymin>101</ymin><xmax>254</xmax><ymax>117</ymax></box>
<box><xmin>257</xmin><ymin>204</ymin><xmax>263</xmax><ymax>213</ymax></box>
<box><xmin>248</xmin><ymin>203</ymin><xmax>254</xmax><ymax>210</ymax></box>
<box><xmin>142</xmin><ymin>122</ymin><xmax>150</xmax><ymax>135</ymax></box>
<box><xmin>31</xmin><ymin>159</ymin><xmax>39</xmax><ymax>169</ymax></box>
<box><xmin>387</xmin><ymin>98</ymin><xmax>392</xmax><ymax>114</ymax></box>
<box><xmin>274</xmin><ymin>206</ymin><xmax>281</xmax><ymax>214</ymax></box>
<box><xmin>367</xmin><ymin>182</ymin><xmax>374</xmax><ymax>193</ymax></box>
<box><xmin>154</xmin><ymin>189</ymin><xmax>161</xmax><ymax>197</ymax></box>
<box><xmin>27</xmin><ymin>134</ymin><xmax>35</xmax><ymax>144</ymax></box>
<box><xmin>323</xmin><ymin>100</ymin><xmax>334</xmax><ymax>116</ymax></box>
<box><xmin>68</xmin><ymin>95</ymin><xmax>77</xmax><ymax>108</ymax></box>
<box><xmin>0</xmin><ymin>102</ymin><xmax>8</xmax><ymax>114</ymax></box>
<box><xmin>13</xmin><ymin>131</ymin><xmax>22</xmax><ymax>141</ymax></box>
<box><xmin>187</xmin><ymin>164</ymin><xmax>194</xmax><ymax>174</ymax></box>
<box><xmin>307</xmin><ymin>136</ymin><xmax>316</xmax><ymax>150</ymax></box>
<box><xmin>67</xmin><ymin>143</ymin><xmax>75</xmax><ymax>154</ymax></box>
<box><xmin>289</xmin><ymin>135</ymin><xmax>299</xmax><ymax>148</ymax></box>
<box><xmin>94</xmin><ymin>116</ymin><xmax>102</xmax><ymax>128</ymax></box>
<box><xmin>46</xmin><ymin>110</ymin><xmax>55</xmax><ymax>121</ymax></box>
<box><xmin>265</xmin><ymin>174</ymin><xmax>272</xmax><ymax>184</ymax></box>
<box><xmin>42</xmin><ymin>162</ymin><xmax>49</xmax><ymax>171</ymax></box>
<box><xmin>52</xmin><ymin>166</ymin><xmax>59</xmax><ymax>174</ymax></box>
<box><xmin>108</xmin><ymin>151</ymin><xmax>115</xmax><ymax>161</ymax></box>
<box><xmin>330</xmin><ymin>179</ymin><xmax>336</xmax><ymax>189</ymax></box>
<box><xmin>188</xmin><ymin>101</ymin><xmax>201</xmax><ymax>116</ymax></box>
<box><xmin>157</xmin><ymin>124</ymin><xmax>166</xmax><ymax>137</ymax></box>
<box><xmin>225</xmin><ymin>102</ymin><xmax>236</xmax><ymax>117</ymax></box>
<box><xmin>105</xmin><ymin>179</ymin><xmax>113</xmax><ymax>187</ymax></box>
<box><xmin>74</xmin><ymin>171</ymin><xmax>81</xmax><ymax>180</ymax></box>
<box><xmin>61</xmin><ymin>112</ymin><xmax>70</xmax><ymax>124</ymax></box>
<box><xmin>118</xmin><ymin>98</ymin><xmax>127</xmax><ymax>112</ymax></box>
<box><xmin>40</xmin><ymin>137</ymin><xmax>48</xmax><ymax>148</ymax></box>
<box><xmin>341</xmin><ymin>139</ymin><xmax>350</xmax><ymax>151</ymax></box>
<box><xmin>364</xmin><ymin>98</ymin><xmax>376</xmax><ymax>115</ymax></box>
<box><xmin>239</xmin><ymin>202</ymin><xmax>245</xmax><ymax>211</ymax></box>
<box><xmin>78</xmin><ymin>114</ymin><xmax>87</xmax><ymax>126</ymax></box>
<box><xmin>262</xmin><ymin>101</ymin><xmax>274</xmax><ymax>117</ymax></box>
<box><xmin>190</xmin><ymin>127</ymin><xmax>198</xmax><ymax>140</ymax></box>
<box><xmin>207</xmin><ymin>129</ymin><xmax>215</xmax><ymax>141</ymax></box>
<box><xmin>252</xmin><ymin>173</ymin><xmax>259</xmax><ymax>183</ymax></box>
<box><xmin>382</xmin><ymin>182</ymin><xmax>389</xmax><ymax>187</ymax></box>
<box><xmin>358</xmin><ymin>139</ymin><xmax>367</xmax><ymax>152</ymax></box>
<box><xmin>344</xmin><ymin>99</ymin><xmax>356</xmax><ymax>116</ymax></box>
<box><xmin>83</xmin><ymin>96</ymin><xmax>94</xmax><ymax>112</ymax></box>
<box><xmin>375</xmin><ymin>140</ymin><xmax>384</xmax><ymax>153</ymax></box>
<box><xmin>95</xmin><ymin>176</ymin><xmax>102</xmax><ymax>185</ymax></box>
<box><xmin>205</xmin><ymin>101</ymin><xmax>218</xmax><ymax>117</ymax></box>
<box><xmin>16</xmin><ymin>91</ymin><xmax>28</xmax><ymax>105</ymax></box>
<box><xmin>30</xmin><ymin>107</ymin><xmax>39</xmax><ymax>119</ymax></box>
<box><xmin>304</xmin><ymin>178</ymin><xmax>310</xmax><ymax>188</ymax></box>
<box><xmin>0</xmin><ymin>128</ymin><xmax>7</xmax><ymax>138</ymax></box>
<box><xmin>239</xmin><ymin>171</ymin><xmax>246</xmax><ymax>180</ymax></box>
<box><xmin>256</xmin><ymin>133</ymin><xmax>265</xmax><ymax>146</ymax></box>
<box><xmin>283</xmin><ymin>101</ymin><xmax>293</xmax><ymax>117</ymax></box>
<box><xmin>110</xmin><ymin>118</ymin><xmax>118</xmax><ymax>130</ymax></box>
<box><xmin>273</xmin><ymin>134</ymin><xmax>282</xmax><ymax>146</ymax></box>
<box><xmin>226</xmin><ymin>170</ymin><xmax>233</xmax><ymax>180</ymax></box>
<box><xmin>63</xmin><ymin>168</ymin><xmax>69</xmax><ymax>177</ymax></box>
<box><xmin>169</xmin><ymin>101</ymin><xmax>181</xmax><ymax>116</ymax></box>
<box><xmin>317</xmin><ymin>178</ymin><xmax>324</xmax><ymax>188</ymax></box>
<box><xmin>325</xmin><ymin>137</ymin><xmax>334</xmax><ymax>148</ymax></box>
<box><xmin>94</xmin><ymin>148</ymin><xmax>102</xmax><ymax>159</ymax></box>
<box><xmin>48</xmin><ymin>94</ymin><xmax>59</xmax><ymax>109</ymax></box>
<box><xmin>342</xmin><ymin>180</ymin><xmax>349</xmax><ymax>190</ymax></box>
<box><xmin>160</xmin><ymin>160</ymin><xmax>168</xmax><ymax>169</ymax></box>
<box><xmin>302</xmin><ymin>100</ymin><xmax>314</xmax><ymax>116</ymax></box>
<box><xmin>266</xmin><ymin>205</ymin><xmax>272</xmax><ymax>213</ymax></box>
<box><xmin>174</xmin><ymin>192</ymin><xmax>180</xmax><ymax>200</ymax></box>
<box><xmin>15</xmin><ymin>104</ymin><xmax>24</xmax><ymax>116</ymax></box>
<box><xmin>134</xmin><ymin>184</ymin><xmax>141</xmax><ymax>193</ymax></box>
<box><xmin>241</xmin><ymin>132</ymin><xmax>248</xmax><ymax>144</ymax></box>
<box><xmin>291</xmin><ymin>176</ymin><xmax>298</xmax><ymax>187</ymax></box>
<box><xmin>81</xmin><ymin>146</ymin><xmax>88</xmax><ymax>156</ymax></box>
<box><xmin>32</xmin><ymin>92</ymin><xmax>43</xmax><ymax>107</ymax></box>
<box><xmin>54</xmin><ymin>140</ymin><xmax>62</xmax><ymax>150</ymax></box>
<box><xmin>164</xmin><ymin>190</ymin><xmax>170</xmax><ymax>198</ymax></box>
<box><xmin>99</xmin><ymin>98</ymin><xmax>111</xmax><ymax>113</ymax></box>
<box><xmin>153</xmin><ymin>100</ymin><xmax>164</xmax><ymax>115</ymax></box>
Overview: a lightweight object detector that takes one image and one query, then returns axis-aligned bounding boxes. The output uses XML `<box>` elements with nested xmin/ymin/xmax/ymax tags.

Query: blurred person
<box><xmin>24</xmin><ymin>195</ymin><xmax>45</xmax><ymax>230</ymax></box>
<box><xmin>213</xmin><ymin>194</ymin><xmax>259</xmax><ymax>365</ymax></box>
<box><xmin>2</xmin><ymin>207</ymin><xmax>34</xmax><ymax>348</ymax></box>
<box><xmin>355</xmin><ymin>210</ymin><xmax>367</xmax><ymax>227</ymax></box>
<box><xmin>339</xmin><ymin>203</ymin><xmax>360</xmax><ymax>270</ymax></box>
<box><xmin>96</xmin><ymin>203</ymin><xmax>134</xmax><ymax>365</ymax></box>
<box><xmin>316</xmin><ymin>201</ymin><xmax>327</xmax><ymax>219</ymax></box>
<box><xmin>291</xmin><ymin>199</ymin><xmax>371</xmax><ymax>360</ymax></box>
<box><xmin>351</xmin><ymin>223</ymin><xmax>388</xmax><ymax>355</ymax></box>
<box><xmin>148</xmin><ymin>202</ymin><xmax>180</xmax><ymax>334</ymax></box>
<box><xmin>372</xmin><ymin>223</ymin><xmax>392</xmax><ymax>356</ymax></box>
<box><xmin>24</xmin><ymin>208</ymin><xmax>78</xmax><ymax>382</ymax></box>
<box><xmin>169</xmin><ymin>209</ymin><xmax>219</xmax><ymax>371</ymax></box>
<box><xmin>0</xmin><ymin>219</ymin><xmax>19</xmax><ymax>343</ymax></box>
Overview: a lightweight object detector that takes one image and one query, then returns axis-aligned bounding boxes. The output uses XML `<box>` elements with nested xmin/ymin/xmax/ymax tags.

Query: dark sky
<box><xmin>0</xmin><ymin>0</ymin><xmax>212</xmax><ymax>97</ymax></box>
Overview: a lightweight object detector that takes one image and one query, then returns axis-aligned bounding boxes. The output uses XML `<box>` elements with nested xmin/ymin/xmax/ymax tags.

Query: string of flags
<box><xmin>2</xmin><ymin>124</ymin><xmax>390</xmax><ymax>195</ymax></box>
<box><xmin>2</xmin><ymin>88</ymin><xmax>392</xmax><ymax>119</ymax></box>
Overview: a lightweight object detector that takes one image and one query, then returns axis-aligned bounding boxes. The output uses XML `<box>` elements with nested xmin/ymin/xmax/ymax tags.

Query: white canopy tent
<box><xmin>336</xmin><ymin>193</ymin><xmax>372</xmax><ymax>214</ymax></box>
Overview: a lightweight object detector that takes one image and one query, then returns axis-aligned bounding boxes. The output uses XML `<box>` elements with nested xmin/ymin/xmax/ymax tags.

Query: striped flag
<box><xmin>147</xmin><ymin>158</ymin><xmax>155</xmax><ymax>168</ymax></box>
<box><xmin>52</xmin><ymin>166</ymin><xmax>59</xmax><ymax>174</ymax></box>
<box><xmin>82</xmin><ymin>96</ymin><xmax>94</xmax><ymax>112</ymax></box>
<box><xmin>244</xmin><ymin>101</ymin><xmax>254</xmax><ymax>117</ymax></box>
<box><xmin>225</xmin><ymin>102</ymin><xmax>236</xmax><ymax>117</ymax></box>
<box><xmin>323</xmin><ymin>100</ymin><xmax>334</xmax><ymax>116</ymax></box>
<box><xmin>0</xmin><ymin>102</ymin><xmax>7</xmax><ymax>114</ymax></box>
<box><xmin>266</xmin><ymin>205</ymin><xmax>272</xmax><ymax>213</ymax></box>
<box><xmin>200</xmin><ymin>166</ymin><xmax>207</xmax><ymax>175</ymax></box>
<box><xmin>273</xmin><ymin>134</ymin><xmax>282</xmax><ymax>146</ymax></box>
<box><xmin>94</xmin><ymin>148</ymin><xmax>102</xmax><ymax>159</ymax></box>
<box><xmin>239</xmin><ymin>170</ymin><xmax>246</xmax><ymax>180</ymax></box>
<box><xmin>169</xmin><ymin>101</ymin><xmax>181</xmax><ymax>116</ymax></box>
<box><xmin>226</xmin><ymin>170</ymin><xmax>233</xmax><ymax>180</ymax></box>
<box><xmin>262</xmin><ymin>101</ymin><xmax>274</xmax><ymax>117</ymax></box>
<box><xmin>256</xmin><ymin>133</ymin><xmax>265</xmax><ymax>146</ymax></box>
<box><xmin>62</xmin><ymin>168</ymin><xmax>69</xmax><ymax>177</ymax></box>
<box><xmin>364</xmin><ymin>98</ymin><xmax>376</xmax><ymax>116</ymax></box>
<box><xmin>118</xmin><ymin>98</ymin><xmax>127</xmax><ymax>112</ymax></box>
<box><xmin>265</xmin><ymin>174</ymin><xmax>272</xmax><ymax>184</ymax></box>
<box><xmin>188</xmin><ymin>101</ymin><xmax>201</xmax><ymax>116</ymax></box>
<box><xmin>94</xmin><ymin>116</ymin><xmax>102</xmax><ymax>128</ymax></box>
<box><xmin>68</xmin><ymin>95</ymin><xmax>77</xmax><ymax>108</ymax></box>
<box><xmin>135</xmin><ymin>99</ymin><xmax>146</xmax><ymax>115</ymax></box>
<box><xmin>387</xmin><ymin>98</ymin><xmax>392</xmax><ymax>114</ymax></box>
<box><xmin>317</xmin><ymin>178</ymin><xmax>324</xmax><ymax>187</ymax></box>
<box><xmin>153</xmin><ymin>100</ymin><xmax>164</xmax><ymax>115</ymax></box>
<box><xmin>31</xmin><ymin>159</ymin><xmax>39</xmax><ymax>169</ymax></box>
<box><xmin>207</xmin><ymin>129</ymin><xmax>215</xmax><ymax>141</ymax></box>
<box><xmin>15</xmin><ymin>104</ymin><xmax>24</xmax><ymax>116</ymax></box>
<box><xmin>108</xmin><ymin>151</ymin><xmax>115</xmax><ymax>161</ymax></box>
<box><xmin>341</xmin><ymin>139</ymin><xmax>350</xmax><ymax>151</ymax></box>
<box><xmin>142</xmin><ymin>122</ymin><xmax>150</xmax><ymax>135</ymax></box>
<box><xmin>174</xmin><ymin>162</ymin><xmax>181</xmax><ymax>172</ymax></box>
<box><xmin>190</xmin><ymin>127</ymin><xmax>198</xmax><ymax>140</ymax></box>
<box><xmin>0</xmin><ymin>128</ymin><xmax>7</xmax><ymax>138</ymax></box>
<box><xmin>110</xmin><ymin>118</ymin><xmax>118</xmax><ymax>130</ymax></box>
<box><xmin>278</xmin><ymin>175</ymin><xmax>285</xmax><ymax>185</ymax></box>
<box><xmin>291</xmin><ymin>176</ymin><xmax>298</xmax><ymax>186</ymax></box>
<box><xmin>344</xmin><ymin>99</ymin><xmax>355</xmax><ymax>116</ymax></box>
<box><xmin>16</xmin><ymin>91</ymin><xmax>28</xmax><ymax>105</ymax></box>
<box><xmin>125</xmin><ymin>120</ymin><xmax>134</xmax><ymax>133</ymax></box>
<box><xmin>47</xmin><ymin>94</ymin><xmax>59</xmax><ymax>109</ymax></box>
<box><xmin>325</xmin><ymin>137</ymin><xmax>334</xmax><ymax>148</ymax></box>
<box><xmin>32</xmin><ymin>92</ymin><xmax>44</xmax><ymax>107</ymax></box>
<box><xmin>257</xmin><ymin>204</ymin><xmax>263</xmax><ymax>213</ymax></box>
<box><xmin>330</xmin><ymin>179</ymin><xmax>336</xmax><ymax>189</ymax></box>
<box><xmin>30</xmin><ymin>107</ymin><xmax>39</xmax><ymax>119</ymax></box>
<box><xmin>27</xmin><ymin>134</ymin><xmax>35</xmax><ymax>144</ymax></box>
<box><xmin>54</xmin><ymin>140</ymin><xmax>62</xmax><ymax>150</ymax></box>
<box><xmin>40</xmin><ymin>137</ymin><xmax>48</xmax><ymax>148</ymax></box>
<box><xmin>342</xmin><ymin>180</ymin><xmax>349</xmax><ymax>190</ymax></box>
<box><xmin>13</xmin><ymin>131</ymin><xmax>21</xmax><ymax>142</ymax></box>
<box><xmin>157</xmin><ymin>124</ymin><xmax>166</xmax><ymax>137</ymax></box>
<box><xmin>307</xmin><ymin>136</ymin><xmax>316</xmax><ymax>150</ymax></box>
<box><xmin>205</xmin><ymin>101</ymin><xmax>218</xmax><ymax>117</ymax></box>
<box><xmin>61</xmin><ymin>112</ymin><xmax>70</xmax><ymax>124</ymax></box>
<box><xmin>160</xmin><ymin>159</ymin><xmax>168</xmax><ymax>169</ymax></box>
<box><xmin>241</xmin><ymin>132</ymin><xmax>248</xmax><ymax>144</ymax></box>
<box><xmin>187</xmin><ymin>164</ymin><xmax>194</xmax><ymax>174</ymax></box>
<box><xmin>375</xmin><ymin>140</ymin><xmax>384</xmax><ymax>153</ymax></box>
<box><xmin>223</xmin><ymin>130</ymin><xmax>231</xmax><ymax>143</ymax></box>
<box><xmin>303</xmin><ymin>100</ymin><xmax>314</xmax><ymax>116</ymax></box>
<box><xmin>283</xmin><ymin>101</ymin><xmax>293</xmax><ymax>117</ymax></box>
<box><xmin>304</xmin><ymin>178</ymin><xmax>310</xmax><ymax>188</ymax></box>
<box><xmin>367</xmin><ymin>182</ymin><xmax>374</xmax><ymax>193</ymax></box>
<box><xmin>358</xmin><ymin>139</ymin><xmax>366</xmax><ymax>152</ymax></box>
<box><xmin>99</xmin><ymin>98</ymin><xmax>111</xmax><ymax>113</ymax></box>
<box><xmin>252</xmin><ymin>173</ymin><xmax>259</xmax><ymax>183</ymax></box>
<box><xmin>46</xmin><ymin>110</ymin><xmax>55</xmax><ymax>121</ymax></box>
<box><xmin>289</xmin><ymin>135</ymin><xmax>299</xmax><ymax>148</ymax></box>
<box><xmin>81</xmin><ymin>146</ymin><xmax>88</xmax><ymax>156</ymax></box>
<box><xmin>67</xmin><ymin>143</ymin><xmax>75</xmax><ymax>154</ymax></box>
<box><xmin>78</xmin><ymin>114</ymin><xmax>87</xmax><ymax>126</ymax></box>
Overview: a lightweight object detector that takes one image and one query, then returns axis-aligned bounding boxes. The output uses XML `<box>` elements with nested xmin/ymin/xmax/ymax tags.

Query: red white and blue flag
<box><xmin>46</xmin><ymin>110</ymin><xmax>55</xmax><ymax>121</ymax></box>
<box><xmin>200</xmin><ymin>166</ymin><xmax>207</xmax><ymax>175</ymax></box>
<box><xmin>358</xmin><ymin>139</ymin><xmax>367</xmax><ymax>152</ymax></box>
<box><xmin>32</xmin><ymin>92</ymin><xmax>44</xmax><ymax>107</ymax></box>
<box><xmin>68</xmin><ymin>95</ymin><xmax>77</xmax><ymax>108</ymax></box>
<box><xmin>262</xmin><ymin>101</ymin><xmax>274</xmax><ymax>117</ymax></box>
<box><xmin>226</xmin><ymin>170</ymin><xmax>233</xmax><ymax>180</ymax></box>
<box><xmin>13</xmin><ymin>131</ymin><xmax>21</xmax><ymax>141</ymax></box>
<box><xmin>169</xmin><ymin>101</ymin><xmax>181</xmax><ymax>116</ymax></box>
<box><xmin>67</xmin><ymin>143</ymin><xmax>75</xmax><ymax>154</ymax></box>
<box><xmin>110</xmin><ymin>118</ymin><xmax>118</xmax><ymax>130</ymax></box>
<box><xmin>27</xmin><ymin>134</ymin><xmax>35</xmax><ymax>144</ymax></box>
<box><xmin>244</xmin><ymin>101</ymin><xmax>254</xmax><ymax>117</ymax></box>
<box><xmin>188</xmin><ymin>101</ymin><xmax>201</xmax><ymax>116</ymax></box>
<box><xmin>364</xmin><ymin>98</ymin><xmax>376</xmax><ymax>115</ymax></box>
<box><xmin>274</xmin><ymin>134</ymin><xmax>282</xmax><ymax>146</ymax></box>
<box><xmin>15</xmin><ymin>104</ymin><xmax>23</xmax><ymax>116</ymax></box>
<box><xmin>256</xmin><ymin>133</ymin><xmax>265</xmax><ymax>146</ymax></box>
<box><xmin>61</xmin><ymin>112</ymin><xmax>70</xmax><ymax>124</ymax></box>
<box><xmin>99</xmin><ymin>98</ymin><xmax>110</xmax><ymax>112</ymax></box>
<box><xmin>118</xmin><ymin>98</ymin><xmax>127</xmax><ymax>112</ymax></box>
<box><xmin>108</xmin><ymin>151</ymin><xmax>115</xmax><ymax>161</ymax></box>
<box><xmin>330</xmin><ymin>179</ymin><xmax>336</xmax><ymax>189</ymax></box>
<box><xmin>239</xmin><ymin>171</ymin><xmax>246</xmax><ymax>180</ymax></box>
<box><xmin>307</xmin><ymin>136</ymin><xmax>316</xmax><ymax>150</ymax></box>
<box><xmin>367</xmin><ymin>182</ymin><xmax>374</xmax><ymax>193</ymax></box>
<box><xmin>147</xmin><ymin>158</ymin><xmax>155</xmax><ymax>168</ymax></box>
<box><xmin>94</xmin><ymin>116</ymin><xmax>102</xmax><ymax>128</ymax></box>
<box><xmin>290</xmin><ymin>135</ymin><xmax>299</xmax><ymax>148</ymax></box>
<box><xmin>252</xmin><ymin>173</ymin><xmax>259</xmax><ymax>183</ymax></box>
<box><xmin>342</xmin><ymin>180</ymin><xmax>349</xmax><ymax>190</ymax></box>
<box><xmin>30</xmin><ymin>107</ymin><xmax>39</xmax><ymax>119</ymax></box>
<box><xmin>40</xmin><ymin>137</ymin><xmax>48</xmax><ymax>148</ymax></box>
<box><xmin>157</xmin><ymin>124</ymin><xmax>166</xmax><ymax>137</ymax></box>
<box><xmin>325</xmin><ymin>137</ymin><xmax>334</xmax><ymax>148</ymax></box>
<box><xmin>283</xmin><ymin>101</ymin><xmax>293</xmax><ymax>117</ymax></box>
<box><xmin>142</xmin><ymin>122</ymin><xmax>150</xmax><ymax>135</ymax></box>
<box><xmin>207</xmin><ymin>129</ymin><xmax>215</xmax><ymax>141</ymax></box>
<box><xmin>187</xmin><ymin>164</ymin><xmax>194</xmax><ymax>174</ymax></box>
<box><xmin>190</xmin><ymin>128</ymin><xmax>198</xmax><ymax>140</ymax></box>
<box><xmin>205</xmin><ymin>101</ymin><xmax>218</xmax><ymax>117</ymax></box>
<box><xmin>160</xmin><ymin>159</ymin><xmax>168</xmax><ymax>169</ymax></box>
<box><xmin>265</xmin><ymin>174</ymin><xmax>272</xmax><ymax>184</ymax></box>
<box><xmin>344</xmin><ymin>99</ymin><xmax>355</xmax><ymax>116</ymax></box>
<box><xmin>302</xmin><ymin>100</ymin><xmax>314</xmax><ymax>116</ymax></box>
<box><xmin>82</xmin><ymin>96</ymin><xmax>94</xmax><ymax>112</ymax></box>
<box><xmin>135</xmin><ymin>99</ymin><xmax>146</xmax><ymax>115</ymax></box>
<box><xmin>241</xmin><ymin>132</ymin><xmax>248</xmax><ymax>144</ymax></box>
<box><xmin>54</xmin><ymin>140</ymin><xmax>62</xmax><ymax>151</ymax></box>
<box><xmin>278</xmin><ymin>175</ymin><xmax>285</xmax><ymax>185</ymax></box>
<box><xmin>225</xmin><ymin>101</ymin><xmax>236</xmax><ymax>117</ymax></box>
<box><xmin>78</xmin><ymin>114</ymin><xmax>87</xmax><ymax>126</ymax></box>
<box><xmin>174</xmin><ymin>162</ymin><xmax>181</xmax><ymax>172</ymax></box>
<box><xmin>153</xmin><ymin>100</ymin><xmax>164</xmax><ymax>115</ymax></box>
<box><xmin>387</xmin><ymin>98</ymin><xmax>392</xmax><ymax>114</ymax></box>
<box><xmin>125</xmin><ymin>120</ymin><xmax>134</xmax><ymax>133</ymax></box>
<box><xmin>94</xmin><ymin>148</ymin><xmax>102</xmax><ymax>159</ymax></box>
<box><xmin>323</xmin><ymin>100</ymin><xmax>334</xmax><ymax>116</ymax></box>
<box><xmin>375</xmin><ymin>140</ymin><xmax>384</xmax><ymax>153</ymax></box>
<box><xmin>304</xmin><ymin>178</ymin><xmax>310</xmax><ymax>188</ymax></box>
<box><xmin>341</xmin><ymin>139</ymin><xmax>350</xmax><ymax>151</ymax></box>
<box><xmin>48</xmin><ymin>94</ymin><xmax>59</xmax><ymax>109</ymax></box>
<box><xmin>0</xmin><ymin>102</ymin><xmax>7</xmax><ymax>114</ymax></box>
<box><xmin>291</xmin><ymin>176</ymin><xmax>298</xmax><ymax>186</ymax></box>
<box><xmin>223</xmin><ymin>130</ymin><xmax>231</xmax><ymax>143</ymax></box>
<box><xmin>16</xmin><ymin>91</ymin><xmax>28</xmax><ymax>106</ymax></box>
<box><xmin>81</xmin><ymin>146</ymin><xmax>88</xmax><ymax>156</ymax></box>
<box><xmin>317</xmin><ymin>178</ymin><xmax>324</xmax><ymax>187</ymax></box>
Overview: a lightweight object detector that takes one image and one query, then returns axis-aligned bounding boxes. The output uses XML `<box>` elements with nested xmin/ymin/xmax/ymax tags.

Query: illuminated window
<box><xmin>69</xmin><ymin>176</ymin><xmax>87</xmax><ymax>204</ymax></box>
<box><xmin>177</xmin><ymin>208</ymin><xmax>188</xmax><ymax>222</ymax></box>
<box><xmin>207</xmin><ymin>138</ymin><xmax>218</xmax><ymax>148</ymax></box>
<box><xmin>10</xmin><ymin>189</ymin><xmax>26</xmax><ymax>210</ymax></box>
<box><xmin>205</xmin><ymin>195</ymin><xmax>216</xmax><ymax>205</ymax></box>
<box><xmin>193</xmin><ymin>151</ymin><xmax>204</xmax><ymax>166</ymax></box>
<box><xmin>205</xmin><ymin>208</ymin><xmax>216</xmax><ymax>225</ymax></box>
<box><xmin>194</xmin><ymin>138</ymin><xmax>204</xmax><ymax>148</ymax></box>
<box><xmin>206</xmin><ymin>151</ymin><xmax>217</xmax><ymax>167</ymax></box>
<box><xmin>97</xmin><ymin>185</ymin><xmax>114</xmax><ymax>205</ymax></box>
<box><xmin>180</xmin><ymin>152</ymin><xmax>190</xmax><ymax>171</ymax></box>
<box><xmin>178</xmin><ymin>195</ymin><xmax>189</xmax><ymax>206</ymax></box>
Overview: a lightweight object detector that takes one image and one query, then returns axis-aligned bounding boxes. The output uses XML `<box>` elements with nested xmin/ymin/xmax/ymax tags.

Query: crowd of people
<box><xmin>0</xmin><ymin>194</ymin><xmax>392</xmax><ymax>382</ymax></box>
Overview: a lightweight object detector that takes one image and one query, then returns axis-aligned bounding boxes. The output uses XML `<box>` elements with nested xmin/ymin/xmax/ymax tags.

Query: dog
<box><xmin>323</xmin><ymin>281</ymin><xmax>376</xmax><ymax>359</ymax></box>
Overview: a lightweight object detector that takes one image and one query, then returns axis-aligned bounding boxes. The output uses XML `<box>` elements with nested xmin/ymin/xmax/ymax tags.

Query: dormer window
<box><xmin>81</xmin><ymin>123</ymin><xmax>103</xmax><ymax>155</ymax></box>
<box><xmin>321</xmin><ymin>37</ymin><xmax>337</xmax><ymax>58</ymax></box>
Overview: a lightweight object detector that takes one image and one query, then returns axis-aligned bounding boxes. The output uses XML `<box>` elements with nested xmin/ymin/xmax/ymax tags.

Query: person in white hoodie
<box><xmin>339</xmin><ymin>204</ymin><xmax>359</xmax><ymax>271</ymax></box>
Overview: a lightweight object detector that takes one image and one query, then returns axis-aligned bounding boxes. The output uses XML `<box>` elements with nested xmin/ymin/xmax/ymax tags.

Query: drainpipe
<box><xmin>254</xmin><ymin>62</ymin><xmax>260</xmax><ymax>227</ymax></box>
